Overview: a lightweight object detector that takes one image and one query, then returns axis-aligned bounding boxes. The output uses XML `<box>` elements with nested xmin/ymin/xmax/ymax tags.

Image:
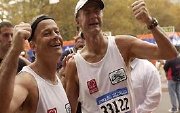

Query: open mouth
<box><xmin>78</xmin><ymin>45</ymin><xmax>84</xmax><ymax>48</ymax></box>
<box><xmin>51</xmin><ymin>43</ymin><xmax>62</xmax><ymax>48</ymax></box>
<box><xmin>89</xmin><ymin>22</ymin><xmax>99</xmax><ymax>26</ymax></box>
<box><xmin>7</xmin><ymin>43</ymin><xmax>12</xmax><ymax>47</ymax></box>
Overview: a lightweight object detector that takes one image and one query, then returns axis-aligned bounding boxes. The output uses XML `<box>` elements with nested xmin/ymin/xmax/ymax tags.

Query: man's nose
<box><xmin>90</xmin><ymin>13</ymin><xmax>98</xmax><ymax>18</ymax></box>
<box><xmin>53</xmin><ymin>32</ymin><xmax>62</xmax><ymax>40</ymax></box>
<box><xmin>53</xmin><ymin>33</ymin><xmax>63</xmax><ymax>46</ymax></box>
<box><xmin>8</xmin><ymin>34</ymin><xmax>13</xmax><ymax>42</ymax></box>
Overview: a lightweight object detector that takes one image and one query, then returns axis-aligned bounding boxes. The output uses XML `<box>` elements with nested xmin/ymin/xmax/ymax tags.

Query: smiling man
<box><xmin>0</xmin><ymin>15</ymin><xmax>70</xmax><ymax>113</ymax></box>
<box><xmin>65</xmin><ymin>0</ymin><xmax>178</xmax><ymax>113</ymax></box>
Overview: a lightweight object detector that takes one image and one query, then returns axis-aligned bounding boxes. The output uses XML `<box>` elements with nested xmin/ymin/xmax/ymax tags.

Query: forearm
<box><xmin>66</xmin><ymin>81</ymin><xmax>79</xmax><ymax>113</ymax></box>
<box><xmin>0</xmin><ymin>47</ymin><xmax>20</xmax><ymax>112</ymax></box>
<box><xmin>66</xmin><ymin>74</ymin><xmax>78</xmax><ymax>113</ymax></box>
<box><xmin>151</xmin><ymin>26</ymin><xmax>178</xmax><ymax>59</ymax></box>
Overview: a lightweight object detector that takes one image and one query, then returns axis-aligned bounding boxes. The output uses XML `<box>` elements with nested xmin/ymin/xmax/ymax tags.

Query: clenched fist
<box><xmin>132</xmin><ymin>0</ymin><xmax>153</xmax><ymax>25</ymax></box>
<box><xmin>12</xmin><ymin>22</ymin><xmax>31</xmax><ymax>53</ymax></box>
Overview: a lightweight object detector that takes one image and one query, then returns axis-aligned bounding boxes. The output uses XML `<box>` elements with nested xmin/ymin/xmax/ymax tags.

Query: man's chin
<box><xmin>90</xmin><ymin>28</ymin><xmax>101</xmax><ymax>34</ymax></box>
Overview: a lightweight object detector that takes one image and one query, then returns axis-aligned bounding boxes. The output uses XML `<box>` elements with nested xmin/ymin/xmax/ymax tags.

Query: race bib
<box><xmin>96</xmin><ymin>88</ymin><xmax>131</xmax><ymax>113</ymax></box>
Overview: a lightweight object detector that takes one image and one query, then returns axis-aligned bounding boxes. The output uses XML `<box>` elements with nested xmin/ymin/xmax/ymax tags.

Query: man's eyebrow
<box><xmin>43</xmin><ymin>28</ymin><xmax>51</xmax><ymax>32</ymax></box>
<box><xmin>2</xmin><ymin>32</ymin><xmax>13</xmax><ymax>35</ymax></box>
<box><xmin>42</xmin><ymin>27</ymin><xmax>59</xmax><ymax>32</ymax></box>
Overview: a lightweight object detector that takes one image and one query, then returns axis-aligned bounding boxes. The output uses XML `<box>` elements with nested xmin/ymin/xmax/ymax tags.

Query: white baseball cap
<box><xmin>75</xmin><ymin>0</ymin><xmax>104</xmax><ymax>17</ymax></box>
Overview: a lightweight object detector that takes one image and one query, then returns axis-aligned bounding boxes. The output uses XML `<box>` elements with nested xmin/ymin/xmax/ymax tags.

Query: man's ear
<box><xmin>75</xmin><ymin>17</ymin><xmax>80</xmax><ymax>26</ymax></box>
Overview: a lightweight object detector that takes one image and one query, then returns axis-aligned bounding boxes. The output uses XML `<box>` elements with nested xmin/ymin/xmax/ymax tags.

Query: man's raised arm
<box><xmin>0</xmin><ymin>23</ymin><xmax>31</xmax><ymax>113</ymax></box>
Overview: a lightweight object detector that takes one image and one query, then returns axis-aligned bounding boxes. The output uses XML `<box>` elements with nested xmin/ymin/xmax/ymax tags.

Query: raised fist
<box><xmin>132</xmin><ymin>0</ymin><xmax>152</xmax><ymax>25</ymax></box>
<box><xmin>12</xmin><ymin>22</ymin><xmax>31</xmax><ymax>53</ymax></box>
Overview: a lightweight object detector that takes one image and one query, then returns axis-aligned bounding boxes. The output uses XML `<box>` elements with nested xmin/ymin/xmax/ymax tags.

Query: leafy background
<box><xmin>0</xmin><ymin>0</ymin><xmax>180</xmax><ymax>40</ymax></box>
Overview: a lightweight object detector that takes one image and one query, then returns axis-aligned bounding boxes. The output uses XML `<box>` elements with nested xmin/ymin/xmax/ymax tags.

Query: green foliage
<box><xmin>1</xmin><ymin>0</ymin><xmax>180</xmax><ymax>40</ymax></box>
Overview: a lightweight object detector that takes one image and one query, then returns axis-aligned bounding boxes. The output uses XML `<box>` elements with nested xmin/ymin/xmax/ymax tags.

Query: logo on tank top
<box><xmin>47</xmin><ymin>108</ymin><xmax>57</xmax><ymax>113</ymax></box>
<box><xmin>109</xmin><ymin>68</ymin><xmax>127</xmax><ymax>85</ymax></box>
<box><xmin>87</xmin><ymin>79</ymin><xmax>99</xmax><ymax>94</ymax></box>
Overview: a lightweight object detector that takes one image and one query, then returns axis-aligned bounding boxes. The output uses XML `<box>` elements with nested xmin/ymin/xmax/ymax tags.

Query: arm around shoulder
<box><xmin>65</xmin><ymin>57</ymin><xmax>79</xmax><ymax>113</ymax></box>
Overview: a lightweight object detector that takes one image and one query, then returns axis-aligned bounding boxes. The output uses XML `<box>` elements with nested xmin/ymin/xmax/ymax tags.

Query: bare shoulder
<box><xmin>14</xmin><ymin>72</ymin><xmax>38</xmax><ymax>100</ymax></box>
<box><xmin>115</xmin><ymin>34</ymin><xmax>154</xmax><ymax>48</ymax></box>
<box><xmin>115</xmin><ymin>35</ymin><xmax>137</xmax><ymax>44</ymax></box>
<box><xmin>114</xmin><ymin>35</ymin><xmax>139</xmax><ymax>64</ymax></box>
<box><xmin>65</xmin><ymin>56</ymin><xmax>79</xmax><ymax>113</ymax></box>
<box><xmin>10</xmin><ymin>72</ymin><xmax>38</xmax><ymax>112</ymax></box>
<box><xmin>15</xmin><ymin>71</ymin><xmax>37</xmax><ymax>90</ymax></box>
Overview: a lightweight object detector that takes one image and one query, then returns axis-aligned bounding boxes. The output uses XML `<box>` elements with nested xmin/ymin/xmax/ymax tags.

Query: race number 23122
<box><xmin>96</xmin><ymin>88</ymin><xmax>131</xmax><ymax>113</ymax></box>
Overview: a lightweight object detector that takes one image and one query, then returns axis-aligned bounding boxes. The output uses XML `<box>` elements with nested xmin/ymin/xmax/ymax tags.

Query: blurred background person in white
<box><xmin>130</xmin><ymin>58</ymin><xmax>162</xmax><ymax>113</ymax></box>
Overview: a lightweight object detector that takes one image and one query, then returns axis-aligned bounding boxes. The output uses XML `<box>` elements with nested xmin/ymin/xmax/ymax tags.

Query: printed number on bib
<box><xmin>96</xmin><ymin>88</ymin><xmax>131</xmax><ymax>113</ymax></box>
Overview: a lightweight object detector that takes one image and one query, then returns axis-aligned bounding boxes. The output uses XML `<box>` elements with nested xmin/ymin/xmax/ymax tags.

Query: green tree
<box><xmin>1</xmin><ymin>0</ymin><xmax>180</xmax><ymax>40</ymax></box>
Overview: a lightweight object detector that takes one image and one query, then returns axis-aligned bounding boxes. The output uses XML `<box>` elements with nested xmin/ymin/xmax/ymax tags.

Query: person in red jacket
<box><xmin>164</xmin><ymin>56</ymin><xmax>180</xmax><ymax>112</ymax></box>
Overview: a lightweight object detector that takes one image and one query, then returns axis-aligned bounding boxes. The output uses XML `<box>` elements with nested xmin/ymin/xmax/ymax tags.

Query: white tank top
<box><xmin>21</xmin><ymin>66</ymin><xmax>71</xmax><ymax>113</ymax></box>
<box><xmin>74</xmin><ymin>36</ymin><xmax>136</xmax><ymax>113</ymax></box>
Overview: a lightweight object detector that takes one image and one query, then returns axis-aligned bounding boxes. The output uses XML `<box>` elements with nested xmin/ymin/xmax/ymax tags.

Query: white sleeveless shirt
<box><xmin>21</xmin><ymin>66</ymin><xmax>71</xmax><ymax>113</ymax></box>
<box><xmin>74</xmin><ymin>36</ymin><xmax>136</xmax><ymax>113</ymax></box>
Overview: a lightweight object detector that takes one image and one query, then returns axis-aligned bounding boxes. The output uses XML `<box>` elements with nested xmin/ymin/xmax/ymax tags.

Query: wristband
<box><xmin>147</xmin><ymin>18</ymin><xmax>158</xmax><ymax>30</ymax></box>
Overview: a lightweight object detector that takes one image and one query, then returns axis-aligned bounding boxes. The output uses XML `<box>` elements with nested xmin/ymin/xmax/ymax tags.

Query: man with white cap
<box><xmin>65</xmin><ymin>0</ymin><xmax>178</xmax><ymax>113</ymax></box>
